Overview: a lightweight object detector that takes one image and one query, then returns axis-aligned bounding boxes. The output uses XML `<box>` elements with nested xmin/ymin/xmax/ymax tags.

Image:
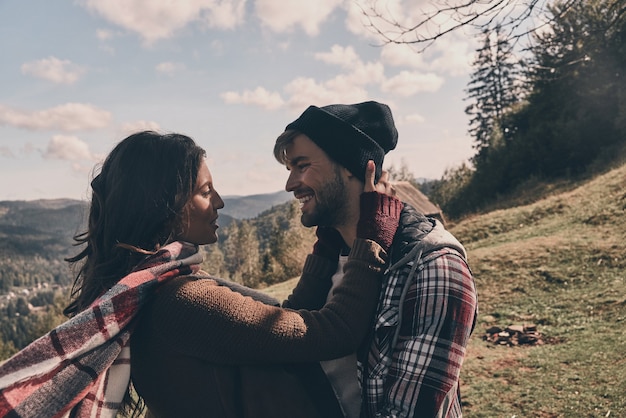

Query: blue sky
<box><xmin>0</xmin><ymin>0</ymin><xmax>482</xmax><ymax>201</ymax></box>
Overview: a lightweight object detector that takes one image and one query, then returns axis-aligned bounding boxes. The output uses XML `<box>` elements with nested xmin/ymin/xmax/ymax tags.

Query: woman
<box><xmin>0</xmin><ymin>131</ymin><xmax>402</xmax><ymax>418</ymax></box>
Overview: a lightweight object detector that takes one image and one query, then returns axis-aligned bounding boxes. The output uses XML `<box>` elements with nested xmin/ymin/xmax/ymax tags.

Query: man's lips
<box><xmin>298</xmin><ymin>195</ymin><xmax>312</xmax><ymax>204</ymax></box>
<box><xmin>295</xmin><ymin>193</ymin><xmax>314</xmax><ymax>209</ymax></box>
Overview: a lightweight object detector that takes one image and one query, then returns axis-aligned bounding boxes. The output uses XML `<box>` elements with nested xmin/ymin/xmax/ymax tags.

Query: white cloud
<box><xmin>380</xmin><ymin>44</ymin><xmax>428</xmax><ymax>69</ymax></box>
<box><xmin>21</xmin><ymin>57</ymin><xmax>86</xmax><ymax>84</ymax></box>
<box><xmin>219</xmin><ymin>40</ymin><xmax>448</xmax><ymax>114</ymax></box>
<box><xmin>71</xmin><ymin>161</ymin><xmax>98</xmax><ymax>175</ymax></box>
<box><xmin>283</xmin><ymin>45</ymin><xmax>382</xmax><ymax>109</ymax></box>
<box><xmin>351</xmin><ymin>61</ymin><xmax>386</xmax><ymax>85</ymax></box>
<box><xmin>345</xmin><ymin>0</ymin><xmax>406</xmax><ymax>41</ymax></box>
<box><xmin>156</xmin><ymin>61</ymin><xmax>186</xmax><ymax>75</ymax></box>
<box><xmin>284</xmin><ymin>77</ymin><xmax>368</xmax><ymax>111</ymax></box>
<box><xmin>221</xmin><ymin>44</ymin><xmax>383</xmax><ymax>111</ymax></box>
<box><xmin>221</xmin><ymin>87</ymin><xmax>285</xmax><ymax>110</ymax></box>
<box><xmin>314</xmin><ymin>44</ymin><xmax>385</xmax><ymax>85</ymax></box>
<box><xmin>202</xmin><ymin>0</ymin><xmax>246</xmax><ymax>29</ymax></box>
<box><xmin>380</xmin><ymin>36</ymin><xmax>474</xmax><ymax>77</ymax></box>
<box><xmin>42</xmin><ymin>135</ymin><xmax>98</xmax><ymax>161</ymax></box>
<box><xmin>381</xmin><ymin>70</ymin><xmax>444</xmax><ymax>96</ymax></box>
<box><xmin>349</xmin><ymin>1</ymin><xmax>477</xmax><ymax>77</ymax></box>
<box><xmin>96</xmin><ymin>28</ymin><xmax>116</xmax><ymax>40</ymax></box>
<box><xmin>0</xmin><ymin>103</ymin><xmax>112</xmax><ymax>132</ymax></box>
<box><xmin>255</xmin><ymin>0</ymin><xmax>343</xmax><ymax>36</ymax></box>
<box><xmin>119</xmin><ymin>120</ymin><xmax>162</xmax><ymax>136</ymax></box>
<box><xmin>422</xmin><ymin>34</ymin><xmax>475</xmax><ymax>77</ymax></box>
<box><xmin>348</xmin><ymin>0</ymin><xmax>479</xmax><ymax>42</ymax></box>
<box><xmin>78</xmin><ymin>0</ymin><xmax>246</xmax><ymax>44</ymax></box>
<box><xmin>403</xmin><ymin>113</ymin><xmax>426</xmax><ymax>124</ymax></box>
<box><xmin>314</xmin><ymin>45</ymin><xmax>360</xmax><ymax>68</ymax></box>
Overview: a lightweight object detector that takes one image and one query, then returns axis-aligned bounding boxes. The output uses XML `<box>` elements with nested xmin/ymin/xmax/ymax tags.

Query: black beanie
<box><xmin>285</xmin><ymin>101</ymin><xmax>398</xmax><ymax>182</ymax></box>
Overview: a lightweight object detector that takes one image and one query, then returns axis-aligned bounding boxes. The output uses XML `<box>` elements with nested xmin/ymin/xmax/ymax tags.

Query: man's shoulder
<box><xmin>421</xmin><ymin>246</ymin><xmax>466</xmax><ymax>263</ymax></box>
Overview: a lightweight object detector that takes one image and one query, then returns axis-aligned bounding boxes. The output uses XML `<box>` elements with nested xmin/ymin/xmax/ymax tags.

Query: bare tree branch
<box><xmin>357</xmin><ymin>0</ymin><xmax>578</xmax><ymax>52</ymax></box>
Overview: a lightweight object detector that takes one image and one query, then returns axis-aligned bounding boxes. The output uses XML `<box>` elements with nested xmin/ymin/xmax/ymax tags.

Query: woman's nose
<box><xmin>214</xmin><ymin>191</ymin><xmax>225</xmax><ymax>209</ymax></box>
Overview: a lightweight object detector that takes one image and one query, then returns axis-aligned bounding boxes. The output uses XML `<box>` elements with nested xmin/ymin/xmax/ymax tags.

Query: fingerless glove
<box><xmin>356</xmin><ymin>192</ymin><xmax>403</xmax><ymax>252</ymax></box>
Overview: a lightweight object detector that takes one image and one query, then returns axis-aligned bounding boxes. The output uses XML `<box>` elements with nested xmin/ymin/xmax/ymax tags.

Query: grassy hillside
<box><xmin>265</xmin><ymin>163</ymin><xmax>626</xmax><ymax>417</ymax></box>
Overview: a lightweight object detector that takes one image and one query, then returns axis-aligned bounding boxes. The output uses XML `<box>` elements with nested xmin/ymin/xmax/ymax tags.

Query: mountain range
<box><xmin>0</xmin><ymin>191</ymin><xmax>293</xmax><ymax>259</ymax></box>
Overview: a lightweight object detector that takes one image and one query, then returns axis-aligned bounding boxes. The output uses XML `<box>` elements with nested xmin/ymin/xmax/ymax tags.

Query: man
<box><xmin>274</xmin><ymin>101</ymin><xmax>478</xmax><ymax>417</ymax></box>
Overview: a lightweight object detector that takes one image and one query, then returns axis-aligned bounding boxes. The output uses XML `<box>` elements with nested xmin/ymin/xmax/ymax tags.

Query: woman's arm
<box><xmin>144</xmin><ymin>238</ymin><xmax>386</xmax><ymax>364</ymax></box>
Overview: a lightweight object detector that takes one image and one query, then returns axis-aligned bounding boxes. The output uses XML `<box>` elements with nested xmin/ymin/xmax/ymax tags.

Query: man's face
<box><xmin>283</xmin><ymin>134</ymin><xmax>350</xmax><ymax>228</ymax></box>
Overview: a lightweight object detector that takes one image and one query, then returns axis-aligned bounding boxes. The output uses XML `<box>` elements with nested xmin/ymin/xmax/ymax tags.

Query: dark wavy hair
<box><xmin>64</xmin><ymin>131</ymin><xmax>206</xmax><ymax>317</ymax></box>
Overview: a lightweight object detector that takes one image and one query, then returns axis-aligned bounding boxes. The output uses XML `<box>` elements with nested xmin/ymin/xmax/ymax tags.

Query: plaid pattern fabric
<box><xmin>0</xmin><ymin>241</ymin><xmax>202</xmax><ymax>418</ymax></box>
<box><xmin>360</xmin><ymin>247</ymin><xmax>477</xmax><ymax>418</ymax></box>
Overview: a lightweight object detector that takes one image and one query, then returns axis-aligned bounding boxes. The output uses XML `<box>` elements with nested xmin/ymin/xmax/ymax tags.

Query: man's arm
<box><xmin>381</xmin><ymin>250</ymin><xmax>477</xmax><ymax>417</ymax></box>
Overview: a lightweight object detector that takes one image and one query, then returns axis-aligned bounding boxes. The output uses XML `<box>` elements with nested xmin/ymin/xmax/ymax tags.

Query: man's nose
<box><xmin>285</xmin><ymin>170</ymin><xmax>299</xmax><ymax>192</ymax></box>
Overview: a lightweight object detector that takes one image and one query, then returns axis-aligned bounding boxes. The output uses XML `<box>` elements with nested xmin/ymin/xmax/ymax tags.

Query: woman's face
<box><xmin>178</xmin><ymin>159</ymin><xmax>225</xmax><ymax>245</ymax></box>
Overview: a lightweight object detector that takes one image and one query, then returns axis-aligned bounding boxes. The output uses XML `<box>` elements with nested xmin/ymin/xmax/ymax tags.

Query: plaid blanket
<box><xmin>0</xmin><ymin>241</ymin><xmax>202</xmax><ymax>418</ymax></box>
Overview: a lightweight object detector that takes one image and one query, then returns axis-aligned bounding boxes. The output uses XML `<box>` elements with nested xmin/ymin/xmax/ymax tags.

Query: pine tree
<box><xmin>237</xmin><ymin>220</ymin><xmax>261</xmax><ymax>287</ymax></box>
<box><xmin>201</xmin><ymin>244</ymin><xmax>226</xmax><ymax>278</ymax></box>
<box><xmin>259</xmin><ymin>200</ymin><xmax>315</xmax><ymax>285</ymax></box>
<box><xmin>517</xmin><ymin>0</ymin><xmax>626</xmax><ymax>176</ymax></box>
<box><xmin>221</xmin><ymin>220</ymin><xmax>261</xmax><ymax>287</ymax></box>
<box><xmin>465</xmin><ymin>25</ymin><xmax>520</xmax><ymax>164</ymax></box>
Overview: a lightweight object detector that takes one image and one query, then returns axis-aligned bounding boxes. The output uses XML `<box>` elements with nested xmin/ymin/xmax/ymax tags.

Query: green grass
<box><xmin>266</xmin><ymin>164</ymin><xmax>626</xmax><ymax>417</ymax></box>
<box><xmin>450</xmin><ymin>165</ymin><xmax>626</xmax><ymax>417</ymax></box>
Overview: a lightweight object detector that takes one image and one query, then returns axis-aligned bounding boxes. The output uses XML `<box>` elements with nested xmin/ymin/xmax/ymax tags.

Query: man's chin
<box><xmin>300</xmin><ymin>213</ymin><xmax>316</xmax><ymax>228</ymax></box>
<box><xmin>301</xmin><ymin>212</ymin><xmax>336</xmax><ymax>229</ymax></box>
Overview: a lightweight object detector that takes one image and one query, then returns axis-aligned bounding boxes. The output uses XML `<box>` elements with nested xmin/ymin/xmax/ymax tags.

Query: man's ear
<box><xmin>341</xmin><ymin>165</ymin><xmax>354</xmax><ymax>179</ymax></box>
<box><xmin>341</xmin><ymin>166</ymin><xmax>368</xmax><ymax>195</ymax></box>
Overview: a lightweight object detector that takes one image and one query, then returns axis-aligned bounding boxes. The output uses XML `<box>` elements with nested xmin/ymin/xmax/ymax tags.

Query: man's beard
<box><xmin>301</xmin><ymin>166</ymin><xmax>350</xmax><ymax>228</ymax></box>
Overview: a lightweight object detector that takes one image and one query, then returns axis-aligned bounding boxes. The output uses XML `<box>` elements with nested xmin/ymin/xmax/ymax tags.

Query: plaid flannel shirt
<box><xmin>359</xmin><ymin>209</ymin><xmax>478</xmax><ymax>418</ymax></box>
<box><xmin>0</xmin><ymin>241</ymin><xmax>202</xmax><ymax>418</ymax></box>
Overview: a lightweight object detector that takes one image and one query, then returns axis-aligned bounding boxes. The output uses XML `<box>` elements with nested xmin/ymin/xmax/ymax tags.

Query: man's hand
<box><xmin>359</xmin><ymin>161</ymin><xmax>403</xmax><ymax>252</ymax></box>
<box><xmin>363</xmin><ymin>160</ymin><xmax>376</xmax><ymax>192</ymax></box>
<box><xmin>376</xmin><ymin>170</ymin><xmax>396</xmax><ymax>196</ymax></box>
<box><xmin>364</xmin><ymin>161</ymin><xmax>395</xmax><ymax>196</ymax></box>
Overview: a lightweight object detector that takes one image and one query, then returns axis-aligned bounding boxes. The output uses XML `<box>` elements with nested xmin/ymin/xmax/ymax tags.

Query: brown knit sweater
<box><xmin>130</xmin><ymin>238</ymin><xmax>386</xmax><ymax>417</ymax></box>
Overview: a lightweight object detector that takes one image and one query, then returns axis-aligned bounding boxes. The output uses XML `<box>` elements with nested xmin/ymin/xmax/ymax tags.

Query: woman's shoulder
<box><xmin>157</xmin><ymin>272</ymin><xmax>218</xmax><ymax>295</ymax></box>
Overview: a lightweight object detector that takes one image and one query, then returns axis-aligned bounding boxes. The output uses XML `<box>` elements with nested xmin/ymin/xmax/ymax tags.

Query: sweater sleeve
<box><xmin>281</xmin><ymin>254</ymin><xmax>336</xmax><ymax>310</ymax></box>
<box><xmin>206</xmin><ymin>274</ymin><xmax>281</xmax><ymax>306</ymax></box>
<box><xmin>143</xmin><ymin>238</ymin><xmax>386</xmax><ymax>365</ymax></box>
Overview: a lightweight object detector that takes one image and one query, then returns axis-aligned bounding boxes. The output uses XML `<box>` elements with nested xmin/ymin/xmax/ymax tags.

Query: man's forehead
<box><xmin>285</xmin><ymin>134</ymin><xmax>324</xmax><ymax>158</ymax></box>
<box><xmin>283</xmin><ymin>156</ymin><xmax>300</xmax><ymax>169</ymax></box>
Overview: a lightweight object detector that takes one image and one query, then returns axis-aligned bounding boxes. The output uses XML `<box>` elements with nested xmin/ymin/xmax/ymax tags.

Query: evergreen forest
<box><xmin>426</xmin><ymin>0</ymin><xmax>626</xmax><ymax>218</ymax></box>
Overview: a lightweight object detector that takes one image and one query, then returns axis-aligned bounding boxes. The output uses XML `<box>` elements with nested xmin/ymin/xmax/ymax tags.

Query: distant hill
<box><xmin>222</xmin><ymin>190</ymin><xmax>292</xmax><ymax>219</ymax></box>
<box><xmin>0</xmin><ymin>199</ymin><xmax>87</xmax><ymax>258</ymax></box>
<box><xmin>0</xmin><ymin>191</ymin><xmax>289</xmax><ymax>299</ymax></box>
<box><xmin>0</xmin><ymin>191</ymin><xmax>290</xmax><ymax>259</ymax></box>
